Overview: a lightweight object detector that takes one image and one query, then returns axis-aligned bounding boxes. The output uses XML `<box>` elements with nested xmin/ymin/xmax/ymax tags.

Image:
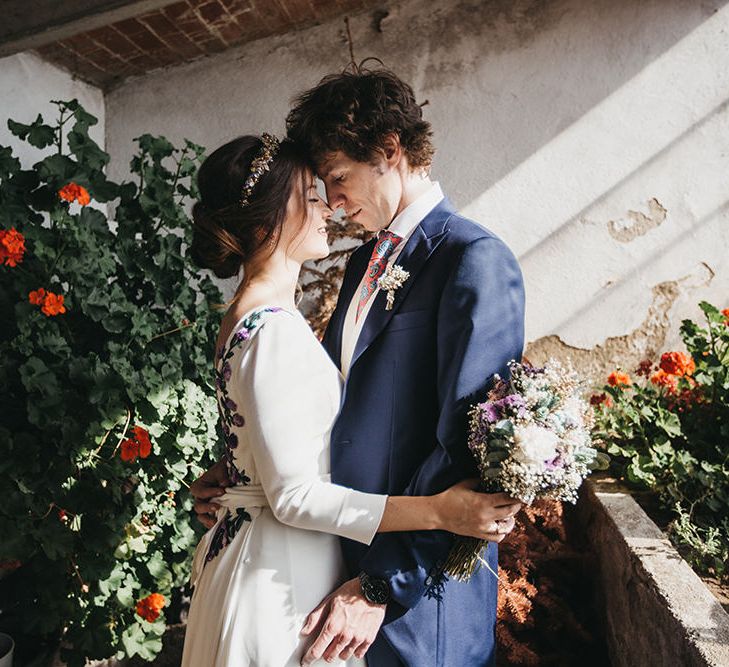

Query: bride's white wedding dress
<box><xmin>181</xmin><ymin>307</ymin><xmax>387</xmax><ymax>667</ymax></box>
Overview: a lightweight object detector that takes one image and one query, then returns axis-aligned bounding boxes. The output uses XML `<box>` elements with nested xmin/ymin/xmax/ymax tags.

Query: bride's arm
<box><xmin>232</xmin><ymin>313</ymin><xmax>520</xmax><ymax>545</ymax></box>
<box><xmin>378</xmin><ymin>483</ymin><xmax>520</xmax><ymax>539</ymax></box>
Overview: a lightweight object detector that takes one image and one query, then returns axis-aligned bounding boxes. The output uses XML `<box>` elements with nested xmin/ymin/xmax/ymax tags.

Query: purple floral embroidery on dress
<box><xmin>205</xmin><ymin>307</ymin><xmax>282</xmax><ymax>565</ymax></box>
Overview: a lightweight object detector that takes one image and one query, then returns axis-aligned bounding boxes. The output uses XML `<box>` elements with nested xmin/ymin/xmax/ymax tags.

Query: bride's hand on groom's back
<box><xmin>189</xmin><ymin>459</ymin><xmax>231</xmax><ymax>529</ymax></box>
<box><xmin>436</xmin><ymin>479</ymin><xmax>522</xmax><ymax>543</ymax></box>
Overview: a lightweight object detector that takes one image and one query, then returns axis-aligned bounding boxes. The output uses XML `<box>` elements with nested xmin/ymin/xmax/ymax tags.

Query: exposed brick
<box><xmin>34</xmin><ymin>0</ymin><xmax>384</xmax><ymax>89</ymax></box>
<box><xmin>140</xmin><ymin>12</ymin><xmax>204</xmax><ymax>59</ymax></box>
<box><xmin>278</xmin><ymin>0</ymin><xmax>317</xmax><ymax>24</ymax></box>
<box><xmin>85</xmin><ymin>26</ymin><xmax>140</xmax><ymax>60</ymax></box>
<box><xmin>61</xmin><ymin>31</ymin><xmax>104</xmax><ymax>57</ymax></box>
<box><xmin>114</xmin><ymin>17</ymin><xmax>166</xmax><ymax>51</ymax></box>
<box><xmin>218</xmin><ymin>0</ymin><xmax>262</xmax><ymax>41</ymax></box>
<box><xmin>198</xmin><ymin>0</ymin><xmax>227</xmax><ymax>24</ymax></box>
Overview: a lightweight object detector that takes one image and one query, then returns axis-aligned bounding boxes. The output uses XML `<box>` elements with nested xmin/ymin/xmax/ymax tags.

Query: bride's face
<box><xmin>281</xmin><ymin>170</ymin><xmax>331</xmax><ymax>264</ymax></box>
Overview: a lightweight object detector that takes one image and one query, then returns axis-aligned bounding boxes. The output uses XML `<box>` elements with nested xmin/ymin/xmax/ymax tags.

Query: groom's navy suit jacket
<box><xmin>322</xmin><ymin>197</ymin><xmax>525</xmax><ymax>667</ymax></box>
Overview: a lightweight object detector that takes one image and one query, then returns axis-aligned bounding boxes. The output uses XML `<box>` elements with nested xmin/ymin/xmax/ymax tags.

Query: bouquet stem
<box><xmin>443</xmin><ymin>536</ymin><xmax>491</xmax><ymax>582</ymax></box>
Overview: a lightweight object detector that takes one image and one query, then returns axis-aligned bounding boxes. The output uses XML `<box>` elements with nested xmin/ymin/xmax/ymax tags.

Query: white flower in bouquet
<box><xmin>511</xmin><ymin>424</ymin><xmax>559</xmax><ymax>468</ymax></box>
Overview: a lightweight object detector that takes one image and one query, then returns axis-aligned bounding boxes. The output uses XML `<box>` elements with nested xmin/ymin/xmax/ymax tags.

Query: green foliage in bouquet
<box><xmin>591</xmin><ymin>301</ymin><xmax>729</xmax><ymax>581</ymax></box>
<box><xmin>0</xmin><ymin>100</ymin><xmax>223</xmax><ymax>665</ymax></box>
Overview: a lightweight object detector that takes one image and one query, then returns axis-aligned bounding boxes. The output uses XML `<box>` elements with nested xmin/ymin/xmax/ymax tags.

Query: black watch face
<box><xmin>362</xmin><ymin>574</ymin><xmax>389</xmax><ymax>604</ymax></box>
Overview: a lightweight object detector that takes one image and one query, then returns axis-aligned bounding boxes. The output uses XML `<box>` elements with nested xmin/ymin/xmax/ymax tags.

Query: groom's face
<box><xmin>317</xmin><ymin>151</ymin><xmax>402</xmax><ymax>233</ymax></box>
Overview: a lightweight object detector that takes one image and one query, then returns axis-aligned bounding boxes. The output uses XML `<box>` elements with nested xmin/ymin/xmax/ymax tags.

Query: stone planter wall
<box><xmin>576</xmin><ymin>480</ymin><xmax>729</xmax><ymax>667</ymax></box>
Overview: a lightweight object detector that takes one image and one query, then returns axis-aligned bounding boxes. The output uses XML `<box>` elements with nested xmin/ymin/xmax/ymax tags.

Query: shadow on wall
<box><xmin>436</xmin><ymin>0</ymin><xmax>726</xmax><ymax>209</ymax></box>
<box><xmin>438</xmin><ymin>0</ymin><xmax>729</xmax><ymax>365</ymax></box>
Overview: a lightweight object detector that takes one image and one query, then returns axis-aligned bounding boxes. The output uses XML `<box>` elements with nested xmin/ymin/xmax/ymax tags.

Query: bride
<box><xmin>181</xmin><ymin>134</ymin><xmax>520</xmax><ymax>667</ymax></box>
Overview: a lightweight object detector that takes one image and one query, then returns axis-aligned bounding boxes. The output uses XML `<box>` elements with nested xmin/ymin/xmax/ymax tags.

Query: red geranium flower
<box><xmin>132</xmin><ymin>426</ymin><xmax>152</xmax><ymax>458</ymax></box>
<box><xmin>58</xmin><ymin>182</ymin><xmax>91</xmax><ymax>205</ymax></box>
<box><xmin>635</xmin><ymin>360</ymin><xmax>653</xmax><ymax>377</ymax></box>
<box><xmin>120</xmin><ymin>426</ymin><xmax>153</xmax><ymax>462</ymax></box>
<box><xmin>659</xmin><ymin>351</ymin><xmax>695</xmax><ymax>378</ymax></box>
<box><xmin>120</xmin><ymin>438</ymin><xmax>139</xmax><ymax>462</ymax></box>
<box><xmin>0</xmin><ymin>228</ymin><xmax>26</xmax><ymax>266</ymax></box>
<box><xmin>29</xmin><ymin>288</ymin><xmax>46</xmax><ymax>305</ymax></box>
<box><xmin>136</xmin><ymin>593</ymin><xmax>166</xmax><ymax>622</ymax></box>
<box><xmin>590</xmin><ymin>393</ymin><xmax>613</xmax><ymax>408</ymax></box>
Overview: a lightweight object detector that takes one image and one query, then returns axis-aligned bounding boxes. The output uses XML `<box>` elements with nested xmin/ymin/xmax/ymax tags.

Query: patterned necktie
<box><xmin>356</xmin><ymin>230</ymin><xmax>403</xmax><ymax>321</ymax></box>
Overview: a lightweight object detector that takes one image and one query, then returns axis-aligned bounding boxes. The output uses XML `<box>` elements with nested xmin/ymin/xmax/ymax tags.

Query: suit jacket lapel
<box><xmin>349</xmin><ymin>198</ymin><xmax>455</xmax><ymax>373</ymax></box>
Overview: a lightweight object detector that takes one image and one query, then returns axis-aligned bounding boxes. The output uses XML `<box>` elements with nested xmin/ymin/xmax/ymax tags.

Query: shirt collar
<box><xmin>385</xmin><ymin>181</ymin><xmax>444</xmax><ymax>240</ymax></box>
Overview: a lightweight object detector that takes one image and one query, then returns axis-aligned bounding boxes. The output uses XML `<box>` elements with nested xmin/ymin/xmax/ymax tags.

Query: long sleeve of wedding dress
<box><xmin>231</xmin><ymin>310</ymin><xmax>387</xmax><ymax>544</ymax></box>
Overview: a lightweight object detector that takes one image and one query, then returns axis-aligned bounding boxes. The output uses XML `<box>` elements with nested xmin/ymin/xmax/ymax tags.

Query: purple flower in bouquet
<box><xmin>480</xmin><ymin>393</ymin><xmax>527</xmax><ymax>424</ymax></box>
<box><xmin>496</xmin><ymin>394</ymin><xmax>528</xmax><ymax>417</ymax></box>
<box><xmin>480</xmin><ymin>401</ymin><xmax>501</xmax><ymax>424</ymax></box>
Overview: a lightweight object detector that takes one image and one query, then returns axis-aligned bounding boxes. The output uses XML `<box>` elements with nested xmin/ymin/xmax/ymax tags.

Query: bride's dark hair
<box><xmin>190</xmin><ymin>135</ymin><xmax>311</xmax><ymax>279</ymax></box>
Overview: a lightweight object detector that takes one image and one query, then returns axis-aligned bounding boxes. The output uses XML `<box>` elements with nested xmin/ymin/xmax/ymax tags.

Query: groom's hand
<box><xmin>189</xmin><ymin>459</ymin><xmax>231</xmax><ymax>529</ymax></box>
<box><xmin>300</xmin><ymin>577</ymin><xmax>385</xmax><ymax>665</ymax></box>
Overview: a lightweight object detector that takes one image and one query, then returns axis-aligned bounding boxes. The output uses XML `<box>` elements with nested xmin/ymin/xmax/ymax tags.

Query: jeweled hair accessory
<box><xmin>240</xmin><ymin>133</ymin><xmax>280</xmax><ymax>208</ymax></box>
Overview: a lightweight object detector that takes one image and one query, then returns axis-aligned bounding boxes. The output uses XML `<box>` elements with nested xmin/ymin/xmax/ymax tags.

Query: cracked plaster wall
<box><xmin>104</xmin><ymin>0</ymin><xmax>729</xmax><ymax>386</ymax></box>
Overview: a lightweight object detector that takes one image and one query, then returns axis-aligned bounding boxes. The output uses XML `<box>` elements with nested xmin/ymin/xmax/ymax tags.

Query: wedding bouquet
<box><xmin>443</xmin><ymin>360</ymin><xmax>609</xmax><ymax>581</ymax></box>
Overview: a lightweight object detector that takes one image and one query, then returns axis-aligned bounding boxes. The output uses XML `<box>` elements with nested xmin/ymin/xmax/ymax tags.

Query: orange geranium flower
<box><xmin>0</xmin><ymin>228</ymin><xmax>26</xmax><ymax>266</ymax></box>
<box><xmin>659</xmin><ymin>351</ymin><xmax>695</xmax><ymax>378</ymax></box>
<box><xmin>651</xmin><ymin>369</ymin><xmax>679</xmax><ymax>394</ymax></box>
<box><xmin>58</xmin><ymin>182</ymin><xmax>91</xmax><ymax>206</ymax></box>
<box><xmin>29</xmin><ymin>288</ymin><xmax>46</xmax><ymax>305</ymax></box>
<box><xmin>41</xmin><ymin>292</ymin><xmax>66</xmax><ymax>316</ymax></box>
<box><xmin>136</xmin><ymin>593</ymin><xmax>166</xmax><ymax>622</ymax></box>
<box><xmin>722</xmin><ymin>308</ymin><xmax>729</xmax><ymax>326</ymax></box>
<box><xmin>29</xmin><ymin>288</ymin><xmax>67</xmax><ymax>316</ymax></box>
<box><xmin>607</xmin><ymin>371</ymin><xmax>631</xmax><ymax>387</ymax></box>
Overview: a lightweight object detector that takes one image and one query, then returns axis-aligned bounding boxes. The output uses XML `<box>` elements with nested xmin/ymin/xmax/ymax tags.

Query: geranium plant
<box><xmin>591</xmin><ymin>302</ymin><xmax>729</xmax><ymax>580</ymax></box>
<box><xmin>0</xmin><ymin>100</ymin><xmax>224</xmax><ymax>665</ymax></box>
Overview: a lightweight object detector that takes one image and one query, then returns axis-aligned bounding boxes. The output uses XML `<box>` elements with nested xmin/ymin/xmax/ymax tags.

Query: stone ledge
<box><xmin>577</xmin><ymin>479</ymin><xmax>729</xmax><ymax>667</ymax></box>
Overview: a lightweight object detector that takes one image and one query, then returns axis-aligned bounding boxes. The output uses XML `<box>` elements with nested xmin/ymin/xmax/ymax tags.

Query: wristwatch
<box><xmin>358</xmin><ymin>571</ymin><xmax>390</xmax><ymax>605</ymax></box>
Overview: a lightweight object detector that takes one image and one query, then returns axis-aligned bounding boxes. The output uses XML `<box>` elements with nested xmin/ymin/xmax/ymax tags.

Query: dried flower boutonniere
<box><xmin>378</xmin><ymin>265</ymin><xmax>410</xmax><ymax>310</ymax></box>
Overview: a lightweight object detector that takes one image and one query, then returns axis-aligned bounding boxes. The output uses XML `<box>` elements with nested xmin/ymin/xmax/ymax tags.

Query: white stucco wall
<box><xmin>0</xmin><ymin>51</ymin><xmax>105</xmax><ymax>168</ymax></box>
<box><xmin>104</xmin><ymin>0</ymin><xmax>729</xmax><ymax>378</ymax></box>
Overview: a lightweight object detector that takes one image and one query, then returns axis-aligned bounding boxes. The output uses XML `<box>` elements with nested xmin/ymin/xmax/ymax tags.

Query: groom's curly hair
<box><xmin>286</xmin><ymin>61</ymin><xmax>435</xmax><ymax>169</ymax></box>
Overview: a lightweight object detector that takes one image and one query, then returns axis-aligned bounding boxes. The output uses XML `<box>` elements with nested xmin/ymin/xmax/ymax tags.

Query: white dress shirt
<box><xmin>340</xmin><ymin>181</ymin><xmax>444</xmax><ymax>378</ymax></box>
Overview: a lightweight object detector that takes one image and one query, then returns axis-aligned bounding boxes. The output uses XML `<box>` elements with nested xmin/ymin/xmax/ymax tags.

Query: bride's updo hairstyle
<box><xmin>190</xmin><ymin>135</ymin><xmax>310</xmax><ymax>279</ymax></box>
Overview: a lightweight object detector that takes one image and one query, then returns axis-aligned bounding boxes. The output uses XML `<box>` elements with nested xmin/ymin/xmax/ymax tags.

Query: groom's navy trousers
<box><xmin>322</xmin><ymin>198</ymin><xmax>526</xmax><ymax>667</ymax></box>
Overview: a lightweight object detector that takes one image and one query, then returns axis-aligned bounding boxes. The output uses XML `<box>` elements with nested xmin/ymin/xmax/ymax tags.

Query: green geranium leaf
<box><xmin>8</xmin><ymin>114</ymin><xmax>56</xmax><ymax>148</ymax></box>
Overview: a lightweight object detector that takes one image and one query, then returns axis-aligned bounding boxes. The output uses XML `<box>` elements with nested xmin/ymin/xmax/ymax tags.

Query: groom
<box><xmin>193</xmin><ymin>67</ymin><xmax>525</xmax><ymax>666</ymax></box>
